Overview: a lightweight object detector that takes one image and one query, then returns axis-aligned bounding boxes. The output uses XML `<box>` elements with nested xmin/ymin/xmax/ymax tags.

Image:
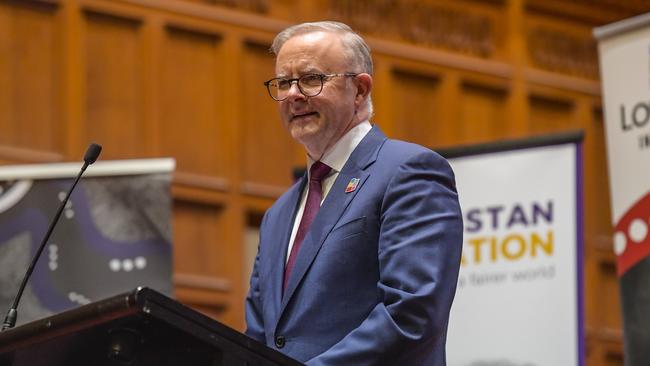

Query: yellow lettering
<box><xmin>490</xmin><ymin>236</ymin><xmax>498</xmax><ymax>262</ymax></box>
<box><xmin>531</xmin><ymin>230</ymin><xmax>554</xmax><ymax>257</ymax></box>
<box><xmin>464</xmin><ymin>231</ymin><xmax>555</xmax><ymax>265</ymax></box>
<box><xmin>467</xmin><ymin>237</ymin><xmax>487</xmax><ymax>264</ymax></box>
<box><xmin>501</xmin><ymin>234</ymin><xmax>526</xmax><ymax>260</ymax></box>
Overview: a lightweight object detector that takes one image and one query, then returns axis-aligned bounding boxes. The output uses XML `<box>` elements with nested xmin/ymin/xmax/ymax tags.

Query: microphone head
<box><xmin>84</xmin><ymin>143</ymin><xmax>102</xmax><ymax>165</ymax></box>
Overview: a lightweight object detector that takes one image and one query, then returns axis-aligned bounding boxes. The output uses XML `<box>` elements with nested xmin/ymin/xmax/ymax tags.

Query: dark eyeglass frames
<box><xmin>263</xmin><ymin>73</ymin><xmax>358</xmax><ymax>101</ymax></box>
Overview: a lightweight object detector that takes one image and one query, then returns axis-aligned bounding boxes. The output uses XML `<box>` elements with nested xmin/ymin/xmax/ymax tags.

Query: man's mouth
<box><xmin>291</xmin><ymin>112</ymin><xmax>319</xmax><ymax>121</ymax></box>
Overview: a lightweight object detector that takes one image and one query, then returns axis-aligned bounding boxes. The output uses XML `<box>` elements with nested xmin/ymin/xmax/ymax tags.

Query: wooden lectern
<box><xmin>0</xmin><ymin>287</ymin><xmax>303</xmax><ymax>366</ymax></box>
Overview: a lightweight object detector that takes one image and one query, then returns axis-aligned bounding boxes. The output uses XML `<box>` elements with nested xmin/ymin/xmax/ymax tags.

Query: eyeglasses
<box><xmin>263</xmin><ymin>73</ymin><xmax>358</xmax><ymax>101</ymax></box>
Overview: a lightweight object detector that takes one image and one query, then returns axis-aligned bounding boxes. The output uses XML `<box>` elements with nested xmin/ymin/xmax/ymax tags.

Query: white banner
<box><xmin>446</xmin><ymin>140</ymin><xmax>582</xmax><ymax>366</ymax></box>
<box><xmin>595</xmin><ymin>13</ymin><xmax>650</xmax><ymax>365</ymax></box>
<box><xmin>595</xmin><ymin>13</ymin><xmax>650</xmax><ymax>276</ymax></box>
<box><xmin>0</xmin><ymin>158</ymin><xmax>175</xmax><ymax>326</ymax></box>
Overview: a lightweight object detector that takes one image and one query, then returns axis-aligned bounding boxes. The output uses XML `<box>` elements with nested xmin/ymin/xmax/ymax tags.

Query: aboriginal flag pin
<box><xmin>345</xmin><ymin>178</ymin><xmax>360</xmax><ymax>193</ymax></box>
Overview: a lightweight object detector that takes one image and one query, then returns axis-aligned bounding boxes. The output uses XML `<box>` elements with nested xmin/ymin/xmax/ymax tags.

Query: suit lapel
<box><xmin>279</xmin><ymin>126</ymin><xmax>387</xmax><ymax>314</ymax></box>
<box><xmin>268</xmin><ymin>176</ymin><xmax>307</xmax><ymax>321</ymax></box>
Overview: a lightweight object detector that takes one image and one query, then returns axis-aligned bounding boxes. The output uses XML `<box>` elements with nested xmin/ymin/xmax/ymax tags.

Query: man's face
<box><xmin>275</xmin><ymin>31</ymin><xmax>359</xmax><ymax>157</ymax></box>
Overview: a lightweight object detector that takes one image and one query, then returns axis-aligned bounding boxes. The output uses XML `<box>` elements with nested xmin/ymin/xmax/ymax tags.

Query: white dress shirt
<box><xmin>285</xmin><ymin>121</ymin><xmax>372</xmax><ymax>262</ymax></box>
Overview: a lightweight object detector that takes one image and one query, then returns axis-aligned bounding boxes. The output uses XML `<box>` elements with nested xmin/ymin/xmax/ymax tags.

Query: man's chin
<box><xmin>289</xmin><ymin>122</ymin><xmax>318</xmax><ymax>138</ymax></box>
<box><xmin>290</xmin><ymin>127</ymin><xmax>323</xmax><ymax>149</ymax></box>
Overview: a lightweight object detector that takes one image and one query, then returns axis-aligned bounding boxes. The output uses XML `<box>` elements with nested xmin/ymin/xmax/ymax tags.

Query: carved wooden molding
<box><xmin>527</xmin><ymin>0</ymin><xmax>650</xmax><ymax>24</ymax></box>
<box><xmin>585</xmin><ymin>325</ymin><xmax>623</xmax><ymax>342</ymax></box>
<box><xmin>182</xmin><ymin>0</ymin><xmax>269</xmax><ymax>14</ymax></box>
<box><xmin>173</xmin><ymin>273</ymin><xmax>232</xmax><ymax>315</ymax></box>
<box><xmin>173</xmin><ymin>171</ymin><xmax>229</xmax><ymax>191</ymax></box>
<box><xmin>3</xmin><ymin>0</ymin><xmax>60</xmax><ymax>10</ymax></box>
<box><xmin>241</xmin><ymin>181</ymin><xmax>289</xmax><ymax>199</ymax></box>
<box><xmin>570</xmin><ymin>0</ymin><xmax>650</xmax><ymax>11</ymax></box>
<box><xmin>0</xmin><ymin>145</ymin><xmax>63</xmax><ymax>164</ymax></box>
<box><xmin>112</xmin><ymin>0</ymin><xmax>286</xmax><ymax>32</ymax></box>
<box><xmin>525</xmin><ymin>68</ymin><xmax>601</xmax><ymax>96</ymax></box>
<box><xmin>174</xmin><ymin>272</ymin><xmax>231</xmax><ymax>292</ymax></box>
<box><xmin>372</xmin><ymin>37</ymin><xmax>512</xmax><ymax>78</ymax></box>
<box><xmin>174</xmin><ymin>285</ymin><xmax>230</xmax><ymax>314</ymax></box>
<box><xmin>328</xmin><ymin>0</ymin><xmax>496</xmax><ymax>58</ymax></box>
<box><xmin>171</xmin><ymin>185</ymin><xmax>228</xmax><ymax>206</ymax></box>
<box><xmin>527</xmin><ymin>26</ymin><xmax>598</xmax><ymax>80</ymax></box>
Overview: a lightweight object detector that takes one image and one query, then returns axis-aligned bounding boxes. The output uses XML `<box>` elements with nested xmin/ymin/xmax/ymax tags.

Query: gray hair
<box><xmin>271</xmin><ymin>21</ymin><xmax>374</xmax><ymax>116</ymax></box>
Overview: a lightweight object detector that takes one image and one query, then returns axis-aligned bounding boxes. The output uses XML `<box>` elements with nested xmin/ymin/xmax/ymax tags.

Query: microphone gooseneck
<box><xmin>1</xmin><ymin>143</ymin><xmax>102</xmax><ymax>331</ymax></box>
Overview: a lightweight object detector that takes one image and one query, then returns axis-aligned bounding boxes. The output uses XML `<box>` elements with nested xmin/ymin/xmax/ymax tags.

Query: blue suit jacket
<box><xmin>245</xmin><ymin>126</ymin><xmax>463</xmax><ymax>365</ymax></box>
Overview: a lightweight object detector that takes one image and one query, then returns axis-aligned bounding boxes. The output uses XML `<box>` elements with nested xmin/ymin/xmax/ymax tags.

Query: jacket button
<box><xmin>275</xmin><ymin>335</ymin><xmax>286</xmax><ymax>348</ymax></box>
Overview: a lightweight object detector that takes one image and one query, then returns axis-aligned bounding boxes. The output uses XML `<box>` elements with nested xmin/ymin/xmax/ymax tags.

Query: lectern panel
<box><xmin>0</xmin><ymin>288</ymin><xmax>302</xmax><ymax>366</ymax></box>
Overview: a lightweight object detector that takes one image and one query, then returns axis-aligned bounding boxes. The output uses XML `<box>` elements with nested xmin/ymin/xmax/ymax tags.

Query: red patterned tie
<box><xmin>283</xmin><ymin>161</ymin><xmax>332</xmax><ymax>292</ymax></box>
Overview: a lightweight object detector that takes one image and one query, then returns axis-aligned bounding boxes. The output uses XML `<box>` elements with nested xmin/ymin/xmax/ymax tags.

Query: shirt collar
<box><xmin>307</xmin><ymin>120</ymin><xmax>372</xmax><ymax>174</ymax></box>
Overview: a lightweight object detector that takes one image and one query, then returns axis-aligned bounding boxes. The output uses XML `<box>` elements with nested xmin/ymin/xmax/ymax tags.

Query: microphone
<box><xmin>83</xmin><ymin>143</ymin><xmax>102</xmax><ymax>166</ymax></box>
<box><xmin>1</xmin><ymin>143</ymin><xmax>102</xmax><ymax>331</ymax></box>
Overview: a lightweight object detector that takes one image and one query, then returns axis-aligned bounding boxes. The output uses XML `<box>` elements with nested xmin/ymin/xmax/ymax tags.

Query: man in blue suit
<box><xmin>246</xmin><ymin>21</ymin><xmax>463</xmax><ymax>365</ymax></box>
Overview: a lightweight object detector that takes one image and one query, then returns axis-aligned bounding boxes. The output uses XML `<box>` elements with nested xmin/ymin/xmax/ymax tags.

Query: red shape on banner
<box><xmin>614</xmin><ymin>192</ymin><xmax>650</xmax><ymax>277</ymax></box>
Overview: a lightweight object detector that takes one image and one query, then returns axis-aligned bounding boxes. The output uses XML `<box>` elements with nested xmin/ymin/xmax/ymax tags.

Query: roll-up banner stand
<box><xmin>595</xmin><ymin>12</ymin><xmax>650</xmax><ymax>366</ymax></box>
<box><xmin>442</xmin><ymin>132</ymin><xmax>584</xmax><ymax>366</ymax></box>
<box><xmin>0</xmin><ymin>158</ymin><xmax>175</xmax><ymax>326</ymax></box>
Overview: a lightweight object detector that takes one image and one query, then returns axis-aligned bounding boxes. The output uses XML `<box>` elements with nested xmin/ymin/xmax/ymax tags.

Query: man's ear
<box><xmin>354</xmin><ymin>73</ymin><xmax>373</xmax><ymax>106</ymax></box>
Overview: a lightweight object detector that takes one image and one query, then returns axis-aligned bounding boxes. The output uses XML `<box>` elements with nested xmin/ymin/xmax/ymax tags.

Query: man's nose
<box><xmin>285</xmin><ymin>81</ymin><xmax>305</xmax><ymax>101</ymax></box>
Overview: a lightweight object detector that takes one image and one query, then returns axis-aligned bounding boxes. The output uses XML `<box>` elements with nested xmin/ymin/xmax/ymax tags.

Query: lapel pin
<box><xmin>345</xmin><ymin>178</ymin><xmax>360</xmax><ymax>193</ymax></box>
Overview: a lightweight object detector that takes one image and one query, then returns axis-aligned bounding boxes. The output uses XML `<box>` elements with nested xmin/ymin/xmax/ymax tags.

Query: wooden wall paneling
<box><xmin>581</xmin><ymin>103</ymin><xmax>618</xmax><ymax>363</ymax></box>
<box><xmin>266</xmin><ymin>0</ymin><xmax>301</xmax><ymax>20</ymax></box>
<box><xmin>582</xmin><ymin>101</ymin><xmax>616</xmax><ymax>350</ymax></box>
<box><xmin>0</xmin><ymin>1</ymin><xmax>63</xmax><ymax>161</ymax></box>
<box><xmin>171</xmin><ymin>182</ymin><xmax>229</xmax><ymax>205</ymax></box>
<box><xmin>525</xmin><ymin>68</ymin><xmax>601</xmax><ymax>97</ymax></box>
<box><xmin>524</xmin><ymin>13</ymin><xmax>599</xmax><ymax>81</ymax></box>
<box><xmin>504</xmin><ymin>0</ymin><xmax>529</xmax><ymax>138</ymax></box>
<box><xmin>160</xmin><ymin>24</ymin><xmax>229</xmax><ymax>188</ymax></box>
<box><xmin>0</xmin><ymin>3</ymin><xmax>11</xmax><ymax>151</ymax></box>
<box><xmin>481</xmin><ymin>0</ymin><xmax>509</xmax><ymax>61</ymax></box>
<box><xmin>584</xmin><ymin>256</ymin><xmax>601</xmax><ymax>357</ymax></box>
<box><xmin>457</xmin><ymin>77</ymin><xmax>509</xmax><ymax>144</ymax></box>
<box><xmin>243</xmin><ymin>194</ymin><xmax>274</xmax><ymax>213</ymax></box>
<box><xmin>174</xmin><ymin>0</ymin><xmax>272</xmax><ymax>16</ymax></box>
<box><xmin>173</xmin><ymin>199</ymin><xmax>231</xmax><ymax>320</ymax></box>
<box><xmin>602</xmin><ymin>340</ymin><xmax>624</xmax><ymax>366</ymax></box>
<box><xmin>242</xmin><ymin>200</ymin><xmax>273</xmax><ymax>296</ymax></box>
<box><xmin>173</xmin><ymin>279</ymin><xmax>230</xmax><ymax>320</ymax></box>
<box><xmin>584</xmin><ymin>107</ymin><xmax>613</xmax><ymax>246</ymax></box>
<box><xmin>524</xmin><ymin>0</ymin><xmax>643</xmax><ymax>26</ymax></box>
<box><xmin>585</xmin><ymin>335</ymin><xmax>624</xmax><ymax>366</ymax></box>
<box><xmin>110</xmin><ymin>0</ymin><xmax>288</xmax><ymax>34</ymax></box>
<box><xmin>369</xmin><ymin>55</ymin><xmax>394</xmax><ymax>137</ymax></box>
<box><xmin>0</xmin><ymin>144</ymin><xmax>62</xmax><ymax>164</ymax></box>
<box><xmin>370</xmin><ymin>38</ymin><xmax>513</xmax><ymax>83</ymax></box>
<box><xmin>390</xmin><ymin>68</ymin><xmax>444</xmax><ymax>148</ymax></box>
<box><xmin>60</xmin><ymin>0</ymin><xmax>84</xmax><ymax>160</ymax></box>
<box><xmin>327</xmin><ymin>0</ymin><xmax>505</xmax><ymax>61</ymax></box>
<box><xmin>141</xmin><ymin>14</ymin><xmax>163</xmax><ymax>159</ymax></box>
<box><xmin>597</xmin><ymin>256</ymin><xmax>623</xmax><ymax>336</ymax></box>
<box><xmin>240</xmin><ymin>39</ymin><xmax>301</xmax><ymax>197</ymax></box>
<box><xmin>82</xmin><ymin>10</ymin><xmax>147</xmax><ymax>159</ymax></box>
<box><xmin>219</xmin><ymin>31</ymin><xmax>246</xmax><ymax>330</ymax></box>
<box><xmin>243</xmin><ymin>211</ymin><xmax>262</xmax><ymax>295</ymax></box>
<box><xmin>436</xmin><ymin>71</ymin><xmax>462</xmax><ymax>147</ymax></box>
<box><xmin>220</xmin><ymin>31</ymin><xmax>242</xmax><ymax>183</ymax></box>
<box><xmin>527</xmin><ymin>91</ymin><xmax>576</xmax><ymax>135</ymax></box>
